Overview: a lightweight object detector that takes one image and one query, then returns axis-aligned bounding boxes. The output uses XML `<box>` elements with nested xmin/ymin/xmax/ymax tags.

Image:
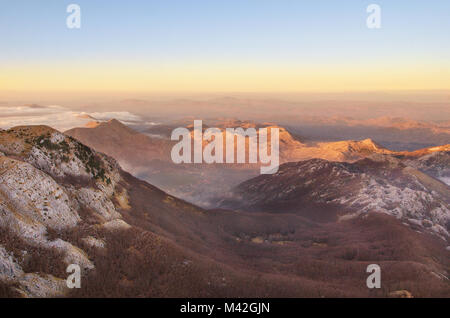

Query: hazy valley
<box><xmin>0</xmin><ymin>112</ymin><xmax>449</xmax><ymax>297</ymax></box>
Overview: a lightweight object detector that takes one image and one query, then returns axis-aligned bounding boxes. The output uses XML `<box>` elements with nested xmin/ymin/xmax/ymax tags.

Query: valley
<box><xmin>0</xmin><ymin>121</ymin><xmax>448</xmax><ymax>297</ymax></box>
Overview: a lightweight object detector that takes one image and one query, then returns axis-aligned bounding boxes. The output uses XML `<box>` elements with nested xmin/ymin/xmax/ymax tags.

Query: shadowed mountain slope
<box><xmin>65</xmin><ymin>119</ymin><xmax>411</xmax><ymax>207</ymax></box>
<box><xmin>0</xmin><ymin>125</ymin><xmax>448</xmax><ymax>297</ymax></box>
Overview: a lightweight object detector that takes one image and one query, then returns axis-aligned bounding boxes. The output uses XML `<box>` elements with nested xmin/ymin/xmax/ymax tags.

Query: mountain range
<box><xmin>0</xmin><ymin>123</ymin><xmax>448</xmax><ymax>297</ymax></box>
<box><xmin>66</xmin><ymin>119</ymin><xmax>449</xmax><ymax>206</ymax></box>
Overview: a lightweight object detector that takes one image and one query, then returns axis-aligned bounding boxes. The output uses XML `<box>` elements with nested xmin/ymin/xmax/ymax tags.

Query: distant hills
<box><xmin>66</xmin><ymin>118</ymin><xmax>449</xmax><ymax>207</ymax></box>
<box><xmin>219</xmin><ymin>155</ymin><xmax>449</xmax><ymax>236</ymax></box>
<box><xmin>0</xmin><ymin>124</ymin><xmax>449</xmax><ymax>297</ymax></box>
<box><xmin>0</xmin><ymin>121</ymin><xmax>450</xmax><ymax>297</ymax></box>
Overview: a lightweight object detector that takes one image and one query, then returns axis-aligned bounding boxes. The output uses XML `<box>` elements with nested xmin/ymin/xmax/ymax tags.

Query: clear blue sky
<box><xmin>1</xmin><ymin>0</ymin><xmax>449</xmax><ymax>63</ymax></box>
<box><xmin>1</xmin><ymin>1</ymin><xmax>449</xmax><ymax>92</ymax></box>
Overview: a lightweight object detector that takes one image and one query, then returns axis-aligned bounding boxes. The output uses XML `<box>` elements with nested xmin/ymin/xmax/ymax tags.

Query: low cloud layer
<box><xmin>0</xmin><ymin>105</ymin><xmax>145</xmax><ymax>131</ymax></box>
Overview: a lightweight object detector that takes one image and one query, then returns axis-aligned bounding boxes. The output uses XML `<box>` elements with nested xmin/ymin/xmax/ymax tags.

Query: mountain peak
<box><xmin>359</xmin><ymin>138</ymin><xmax>384</xmax><ymax>149</ymax></box>
<box><xmin>106</xmin><ymin>118</ymin><xmax>122</xmax><ymax>125</ymax></box>
<box><xmin>0</xmin><ymin>124</ymin><xmax>121</xmax><ymax>187</ymax></box>
<box><xmin>65</xmin><ymin>118</ymin><xmax>135</xmax><ymax>136</ymax></box>
<box><xmin>99</xmin><ymin>118</ymin><xmax>135</xmax><ymax>131</ymax></box>
<box><xmin>361</xmin><ymin>138</ymin><xmax>375</xmax><ymax>144</ymax></box>
<box><xmin>6</xmin><ymin>124</ymin><xmax>58</xmax><ymax>135</ymax></box>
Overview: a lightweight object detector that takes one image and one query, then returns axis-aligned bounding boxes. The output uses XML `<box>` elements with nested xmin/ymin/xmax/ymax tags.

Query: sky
<box><xmin>0</xmin><ymin>0</ymin><xmax>449</xmax><ymax>93</ymax></box>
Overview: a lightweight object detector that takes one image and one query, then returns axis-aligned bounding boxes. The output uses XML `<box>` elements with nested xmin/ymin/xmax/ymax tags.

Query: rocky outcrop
<box><xmin>220</xmin><ymin>157</ymin><xmax>450</xmax><ymax>239</ymax></box>
<box><xmin>0</xmin><ymin>126</ymin><xmax>129</xmax><ymax>297</ymax></box>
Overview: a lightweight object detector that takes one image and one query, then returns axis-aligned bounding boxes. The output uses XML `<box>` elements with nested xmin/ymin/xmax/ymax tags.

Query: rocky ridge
<box><xmin>0</xmin><ymin>125</ymin><xmax>125</xmax><ymax>296</ymax></box>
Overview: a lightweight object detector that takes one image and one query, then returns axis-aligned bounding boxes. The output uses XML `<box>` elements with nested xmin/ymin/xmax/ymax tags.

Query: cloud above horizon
<box><xmin>0</xmin><ymin>105</ymin><xmax>145</xmax><ymax>131</ymax></box>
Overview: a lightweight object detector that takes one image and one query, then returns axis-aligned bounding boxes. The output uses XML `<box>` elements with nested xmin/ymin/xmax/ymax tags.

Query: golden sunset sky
<box><xmin>1</xmin><ymin>1</ymin><xmax>449</xmax><ymax>93</ymax></box>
